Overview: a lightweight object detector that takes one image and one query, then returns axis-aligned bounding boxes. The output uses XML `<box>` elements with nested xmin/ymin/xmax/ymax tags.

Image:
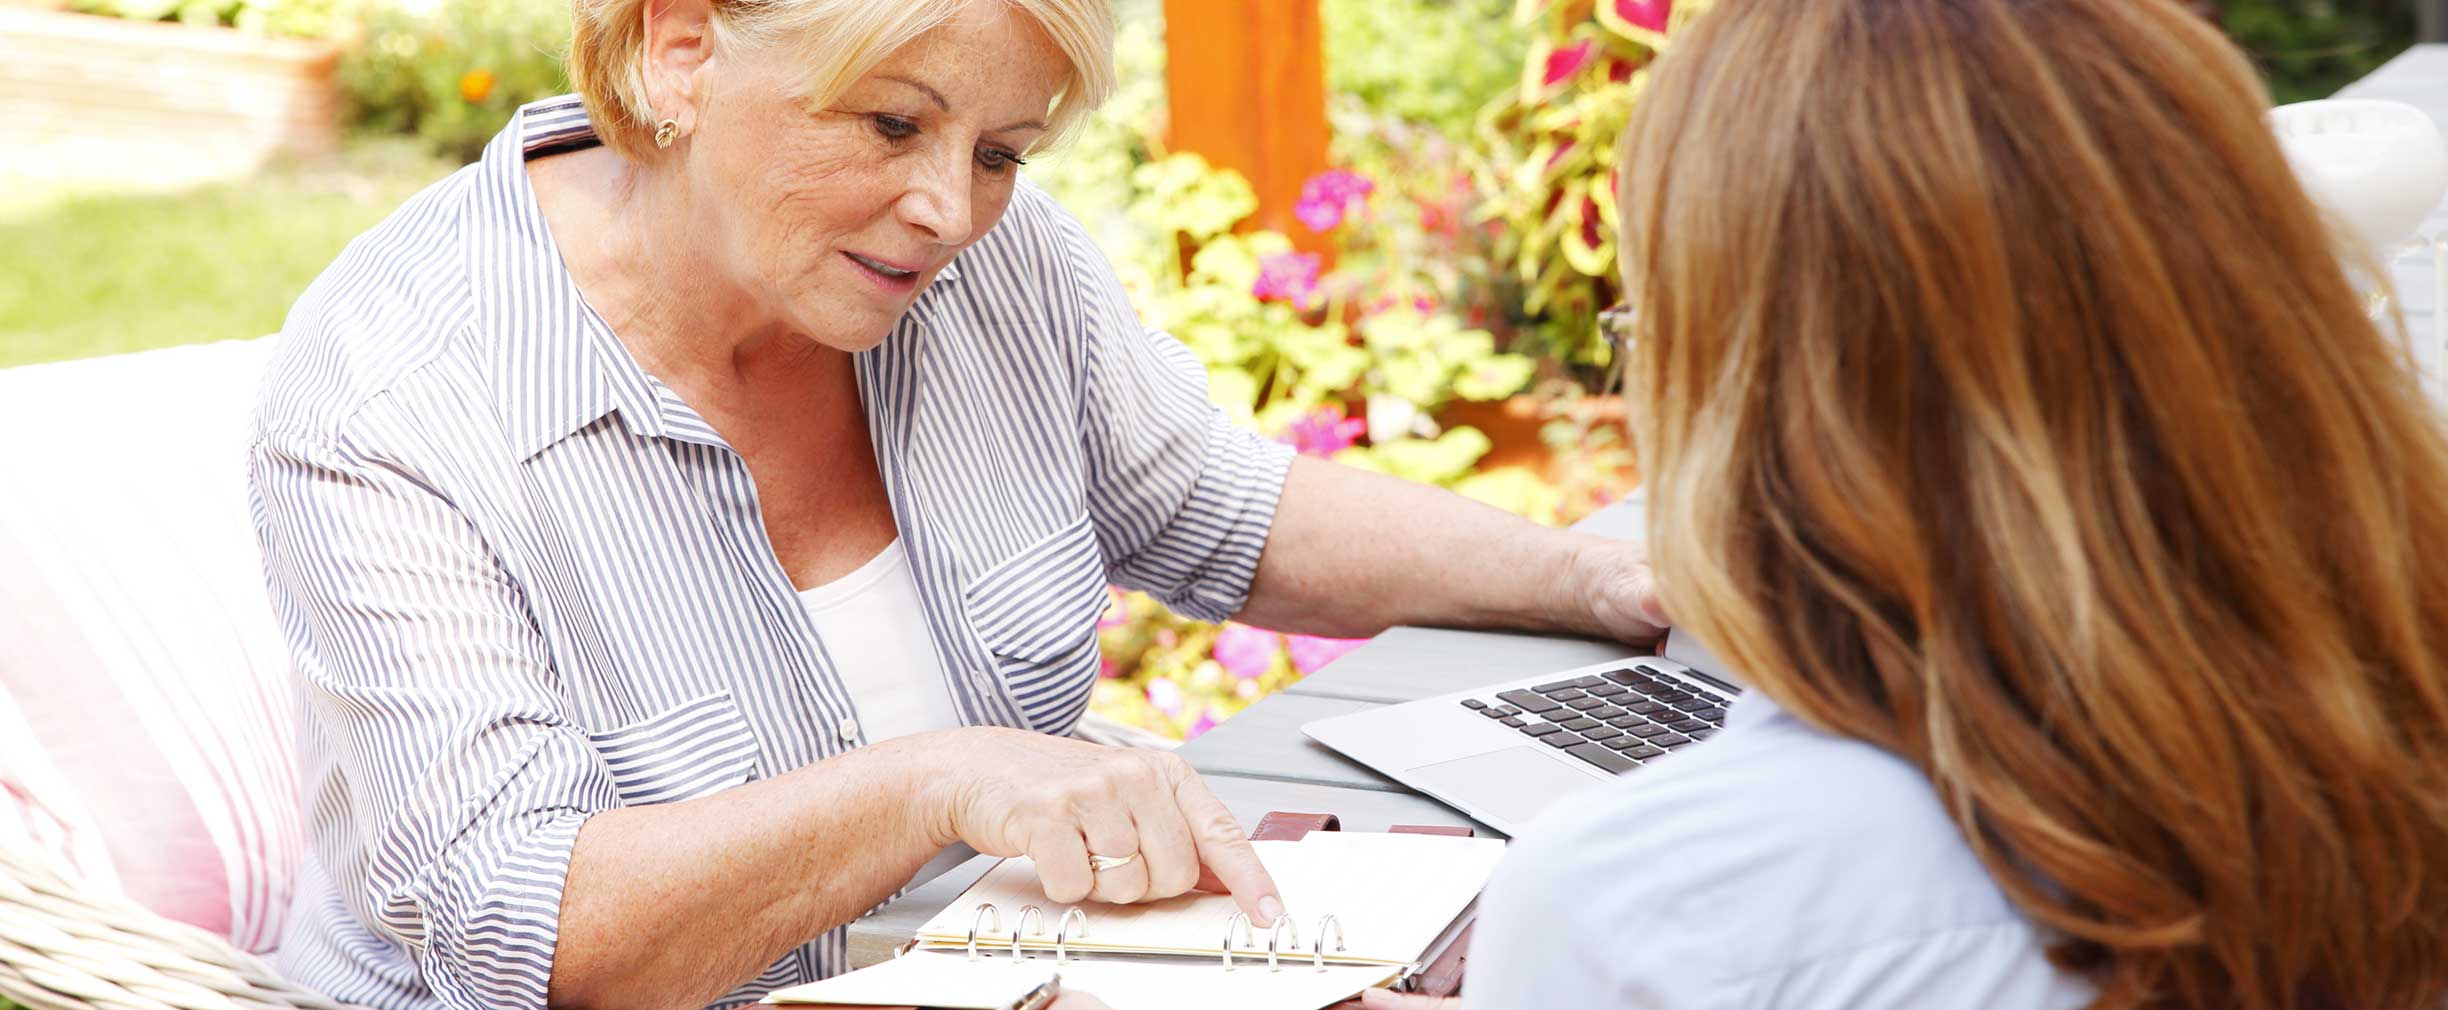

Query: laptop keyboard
<box><xmin>1459</xmin><ymin>663</ymin><xmax>1730</xmax><ymax>776</ymax></box>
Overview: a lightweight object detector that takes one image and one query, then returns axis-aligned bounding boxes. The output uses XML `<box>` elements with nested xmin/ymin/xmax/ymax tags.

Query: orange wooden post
<box><xmin>1162</xmin><ymin>0</ymin><xmax>1332</xmax><ymax>255</ymax></box>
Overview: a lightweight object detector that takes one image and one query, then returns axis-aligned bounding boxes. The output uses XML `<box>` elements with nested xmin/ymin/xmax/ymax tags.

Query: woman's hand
<box><xmin>1571</xmin><ymin>538</ymin><xmax>1670</xmax><ymax>646</ymax></box>
<box><xmin>921</xmin><ymin>727</ymin><xmax>1285</xmax><ymax>924</ymax></box>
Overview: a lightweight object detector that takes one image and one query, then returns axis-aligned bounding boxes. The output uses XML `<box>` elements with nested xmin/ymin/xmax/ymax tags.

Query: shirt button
<box><xmin>838</xmin><ymin>717</ymin><xmax>861</xmax><ymax>744</ymax></box>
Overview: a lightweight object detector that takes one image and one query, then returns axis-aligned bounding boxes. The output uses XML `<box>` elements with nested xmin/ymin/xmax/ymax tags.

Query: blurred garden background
<box><xmin>0</xmin><ymin>0</ymin><xmax>2428</xmax><ymax>740</ymax></box>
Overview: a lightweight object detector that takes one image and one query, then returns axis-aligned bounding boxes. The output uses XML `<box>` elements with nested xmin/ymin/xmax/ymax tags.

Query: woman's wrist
<box><xmin>863</xmin><ymin>726</ymin><xmax>993</xmax><ymax>851</ymax></box>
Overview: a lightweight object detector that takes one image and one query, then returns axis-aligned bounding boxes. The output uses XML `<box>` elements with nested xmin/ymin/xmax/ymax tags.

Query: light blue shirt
<box><xmin>1467</xmin><ymin>690</ymin><xmax>2098</xmax><ymax>1008</ymax></box>
<box><xmin>252</xmin><ymin>96</ymin><xmax>1293</xmax><ymax>1010</ymax></box>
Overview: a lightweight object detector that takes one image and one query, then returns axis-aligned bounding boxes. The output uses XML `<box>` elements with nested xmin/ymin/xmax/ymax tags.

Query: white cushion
<box><xmin>0</xmin><ymin>337</ymin><xmax>299</xmax><ymax>953</ymax></box>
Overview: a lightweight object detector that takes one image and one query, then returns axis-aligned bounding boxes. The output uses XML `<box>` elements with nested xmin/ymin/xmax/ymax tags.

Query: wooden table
<box><xmin>846</xmin><ymin>501</ymin><xmax>1649</xmax><ymax>966</ymax></box>
<box><xmin>846</xmin><ymin>46</ymin><xmax>2448</xmax><ymax>966</ymax></box>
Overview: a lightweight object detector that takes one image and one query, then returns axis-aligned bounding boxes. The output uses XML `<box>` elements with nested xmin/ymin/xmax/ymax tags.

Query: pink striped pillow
<box><xmin>0</xmin><ymin>338</ymin><xmax>301</xmax><ymax>953</ymax></box>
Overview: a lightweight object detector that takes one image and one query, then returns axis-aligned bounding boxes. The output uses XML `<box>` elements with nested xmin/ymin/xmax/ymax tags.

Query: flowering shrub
<box><xmin>1476</xmin><ymin>0</ymin><xmax>1715</xmax><ymax>369</ymax></box>
<box><xmin>335</xmin><ymin>0</ymin><xmax>571</xmax><ymax>163</ymax></box>
<box><xmin>1082</xmin><ymin>148</ymin><xmax>1612</xmax><ymax>737</ymax></box>
<box><xmin>1042</xmin><ymin>5</ymin><xmax>1655</xmax><ymax>739</ymax></box>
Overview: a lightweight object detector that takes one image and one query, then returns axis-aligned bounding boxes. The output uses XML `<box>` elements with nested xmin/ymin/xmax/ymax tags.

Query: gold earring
<box><xmin>654</xmin><ymin>118</ymin><xmax>680</xmax><ymax>149</ymax></box>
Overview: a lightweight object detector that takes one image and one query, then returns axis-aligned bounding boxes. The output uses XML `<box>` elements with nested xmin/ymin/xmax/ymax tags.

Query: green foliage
<box><xmin>1476</xmin><ymin>0</ymin><xmax>1716</xmax><ymax>375</ymax></box>
<box><xmin>1027</xmin><ymin>11</ymin><xmax>1169</xmax><ymax>234</ymax></box>
<box><xmin>67</xmin><ymin>0</ymin><xmax>335</xmax><ymax>37</ymax></box>
<box><xmin>2223</xmin><ymin>0</ymin><xmax>2417</xmax><ymax>105</ymax></box>
<box><xmin>1322</xmin><ymin>0</ymin><xmax>1524</xmax><ymax>144</ymax></box>
<box><xmin>336</xmin><ymin>0</ymin><xmax>571</xmax><ymax>163</ymax></box>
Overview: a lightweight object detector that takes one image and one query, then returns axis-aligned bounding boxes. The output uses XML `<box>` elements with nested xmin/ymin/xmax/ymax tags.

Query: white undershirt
<box><xmin>795</xmin><ymin>539</ymin><xmax>961</xmax><ymax>745</ymax></box>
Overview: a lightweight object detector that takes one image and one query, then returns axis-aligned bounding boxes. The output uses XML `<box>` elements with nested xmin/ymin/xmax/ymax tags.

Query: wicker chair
<box><xmin>0</xmin><ymin>848</ymin><xmax>365</xmax><ymax>1010</ymax></box>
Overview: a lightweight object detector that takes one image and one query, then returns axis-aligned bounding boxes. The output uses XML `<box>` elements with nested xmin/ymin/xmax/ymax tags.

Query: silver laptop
<box><xmin>1303</xmin><ymin>630</ymin><xmax>1741</xmax><ymax>836</ymax></box>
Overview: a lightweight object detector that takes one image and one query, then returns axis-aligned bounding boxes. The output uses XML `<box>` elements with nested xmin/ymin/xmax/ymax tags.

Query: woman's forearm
<box><xmin>1237</xmin><ymin>456</ymin><xmax>1629</xmax><ymax>639</ymax></box>
<box><xmin>546</xmin><ymin>731</ymin><xmax>957</xmax><ymax>1010</ymax></box>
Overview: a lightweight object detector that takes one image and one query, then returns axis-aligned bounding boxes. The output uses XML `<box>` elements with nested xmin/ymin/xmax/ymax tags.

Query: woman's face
<box><xmin>686</xmin><ymin>3</ymin><xmax>1070</xmax><ymax>353</ymax></box>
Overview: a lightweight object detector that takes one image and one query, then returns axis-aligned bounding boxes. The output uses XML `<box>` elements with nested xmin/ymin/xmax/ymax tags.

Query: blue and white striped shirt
<box><xmin>250</xmin><ymin>95</ymin><xmax>1294</xmax><ymax>1010</ymax></box>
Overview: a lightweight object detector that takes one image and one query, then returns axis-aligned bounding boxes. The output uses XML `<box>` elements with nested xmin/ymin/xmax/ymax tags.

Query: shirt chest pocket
<box><xmin>585</xmin><ymin>690</ymin><xmax>761</xmax><ymax>805</ymax></box>
<box><xmin>963</xmin><ymin>514</ymin><xmax>1110</xmax><ymax>735</ymax></box>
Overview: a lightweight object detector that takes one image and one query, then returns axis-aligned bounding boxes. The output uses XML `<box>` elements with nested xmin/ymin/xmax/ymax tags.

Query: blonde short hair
<box><xmin>569</xmin><ymin>0</ymin><xmax>1115</xmax><ymax>161</ymax></box>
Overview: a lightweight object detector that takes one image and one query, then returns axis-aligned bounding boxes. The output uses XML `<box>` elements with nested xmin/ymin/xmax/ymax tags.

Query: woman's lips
<box><xmin>844</xmin><ymin>251</ymin><xmax>923</xmax><ymax>293</ymax></box>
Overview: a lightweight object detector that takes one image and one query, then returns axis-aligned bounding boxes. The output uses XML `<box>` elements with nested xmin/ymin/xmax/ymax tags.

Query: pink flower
<box><xmin>1096</xmin><ymin>587</ymin><xmax>1127</xmax><ymax>630</ymax></box>
<box><xmin>1213</xmin><ymin>623</ymin><xmax>1280</xmax><ymax>680</ymax></box>
<box><xmin>1186</xmin><ymin>708</ymin><xmax>1220</xmax><ymax>740</ymax></box>
<box><xmin>1099</xmin><ymin>656</ymin><xmax>1122</xmax><ymax>679</ymax></box>
<box><xmin>1295</xmin><ymin>169</ymin><xmax>1376</xmax><ymax>233</ymax></box>
<box><xmin>1147</xmin><ymin>678</ymin><xmax>1182</xmax><ymax>716</ymax></box>
<box><xmin>1253</xmin><ymin>251</ymin><xmax>1323</xmax><ymax>309</ymax></box>
<box><xmin>1281</xmin><ymin>406</ymin><xmax>1366</xmax><ymax>458</ymax></box>
<box><xmin>1543</xmin><ymin>39</ymin><xmax>1595</xmax><ymax>87</ymax></box>
<box><xmin>1614</xmin><ymin>0</ymin><xmax>1673</xmax><ymax>33</ymax></box>
<box><xmin>1287</xmin><ymin>635</ymin><xmax>1368</xmax><ymax>675</ymax></box>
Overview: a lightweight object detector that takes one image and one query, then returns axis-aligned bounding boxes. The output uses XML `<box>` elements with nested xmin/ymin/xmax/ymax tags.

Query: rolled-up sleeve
<box><xmin>1061</xmin><ymin>225</ymin><xmax>1295</xmax><ymax>624</ymax></box>
<box><xmin>250</xmin><ymin>427</ymin><xmax>614</xmax><ymax>1010</ymax></box>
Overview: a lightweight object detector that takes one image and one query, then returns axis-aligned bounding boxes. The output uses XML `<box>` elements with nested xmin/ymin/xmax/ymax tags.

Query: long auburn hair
<box><xmin>1618</xmin><ymin>1</ymin><xmax>2448</xmax><ymax>1007</ymax></box>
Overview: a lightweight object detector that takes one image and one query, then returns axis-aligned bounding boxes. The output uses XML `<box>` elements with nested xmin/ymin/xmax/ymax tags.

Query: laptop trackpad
<box><xmin>1408</xmin><ymin>747</ymin><xmax>1598</xmax><ymax>828</ymax></box>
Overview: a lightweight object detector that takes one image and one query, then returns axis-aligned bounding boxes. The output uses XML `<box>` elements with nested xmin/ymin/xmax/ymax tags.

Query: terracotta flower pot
<box><xmin>1439</xmin><ymin>393</ymin><xmax>1629</xmax><ymax>477</ymax></box>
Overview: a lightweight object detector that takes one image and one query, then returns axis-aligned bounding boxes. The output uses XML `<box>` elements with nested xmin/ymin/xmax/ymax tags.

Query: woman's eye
<box><xmin>871</xmin><ymin>114</ymin><xmax>919</xmax><ymax>140</ymax></box>
<box><xmin>976</xmin><ymin>147</ymin><xmax>1027</xmax><ymax>174</ymax></box>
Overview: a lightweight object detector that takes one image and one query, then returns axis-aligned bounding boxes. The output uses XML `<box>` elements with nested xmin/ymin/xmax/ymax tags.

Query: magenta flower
<box><xmin>1213</xmin><ymin>623</ymin><xmax>1281</xmax><ymax>680</ymax></box>
<box><xmin>1186</xmin><ymin>708</ymin><xmax>1220</xmax><ymax>740</ymax></box>
<box><xmin>1542</xmin><ymin>39</ymin><xmax>1596</xmax><ymax>87</ymax></box>
<box><xmin>1613</xmin><ymin>0</ymin><xmax>1673</xmax><ymax>33</ymax></box>
<box><xmin>1253</xmin><ymin>251</ymin><xmax>1323</xmax><ymax>309</ymax></box>
<box><xmin>1295</xmin><ymin>169</ymin><xmax>1377</xmax><ymax>233</ymax></box>
<box><xmin>1282</xmin><ymin>406</ymin><xmax>1366</xmax><ymax>458</ymax></box>
<box><xmin>1099</xmin><ymin>656</ymin><xmax>1122</xmax><ymax>679</ymax></box>
<box><xmin>1287</xmin><ymin>635</ymin><xmax>1367</xmax><ymax>676</ymax></box>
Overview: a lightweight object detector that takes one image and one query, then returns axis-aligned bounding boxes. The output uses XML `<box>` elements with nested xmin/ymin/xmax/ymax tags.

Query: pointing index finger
<box><xmin>1172</xmin><ymin>778</ymin><xmax>1284</xmax><ymax>926</ymax></box>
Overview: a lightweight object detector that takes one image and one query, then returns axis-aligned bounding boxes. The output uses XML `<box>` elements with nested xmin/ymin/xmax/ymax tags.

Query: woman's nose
<box><xmin>898</xmin><ymin>151</ymin><xmax>974</xmax><ymax>247</ymax></box>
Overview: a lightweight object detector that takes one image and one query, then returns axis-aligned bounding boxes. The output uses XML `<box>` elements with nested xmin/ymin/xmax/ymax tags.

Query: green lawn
<box><xmin>0</xmin><ymin>139</ymin><xmax>461</xmax><ymax>369</ymax></box>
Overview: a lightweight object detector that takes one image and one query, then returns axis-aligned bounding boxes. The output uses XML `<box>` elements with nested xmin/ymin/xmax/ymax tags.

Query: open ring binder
<box><xmin>781</xmin><ymin>813</ymin><xmax>1503</xmax><ymax>1009</ymax></box>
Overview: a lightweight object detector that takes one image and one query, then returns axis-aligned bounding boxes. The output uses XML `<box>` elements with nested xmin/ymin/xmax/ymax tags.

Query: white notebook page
<box><xmin>911</xmin><ymin>832</ymin><xmax>1508</xmax><ymax>967</ymax></box>
<box><xmin>762</xmin><ymin>949</ymin><xmax>1400</xmax><ymax>1010</ymax></box>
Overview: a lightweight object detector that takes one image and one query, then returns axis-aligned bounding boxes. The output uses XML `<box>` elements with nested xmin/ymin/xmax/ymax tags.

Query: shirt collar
<box><xmin>470</xmin><ymin>95</ymin><xmax>667</xmax><ymax>461</ymax></box>
<box><xmin>469</xmin><ymin>94</ymin><xmax>963</xmax><ymax>462</ymax></box>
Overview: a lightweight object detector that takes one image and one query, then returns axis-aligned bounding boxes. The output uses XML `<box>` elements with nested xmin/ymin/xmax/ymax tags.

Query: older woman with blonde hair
<box><xmin>248</xmin><ymin>2</ymin><xmax>1669</xmax><ymax>1009</ymax></box>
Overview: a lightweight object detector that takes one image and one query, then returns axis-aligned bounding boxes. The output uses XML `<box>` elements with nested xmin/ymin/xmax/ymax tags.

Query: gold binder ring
<box><xmin>966</xmin><ymin>904</ymin><xmax>1002</xmax><ymax>962</ymax></box>
<box><xmin>1312</xmin><ymin>914</ymin><xmax>1347</xmax><ymax>972</ymax></box>
<box><xmin>1265</xmin><ymin>916</ymin><xmax>1303</xmax><ymax>972</ymax></box>
<box><xmin>1011</xmin><ymin>905</ymin><xmax>1045</xmax><ymax>960</ymax></box>
<box><xmin>1219</xmin><ymin>911</ymin><xmax>1255</xmax><ymax>971</ymax></box>
<box><xmin>1055</xmin><ymin>908</ymin><xmax>1089</xmax><ymax>966</ymax></box>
